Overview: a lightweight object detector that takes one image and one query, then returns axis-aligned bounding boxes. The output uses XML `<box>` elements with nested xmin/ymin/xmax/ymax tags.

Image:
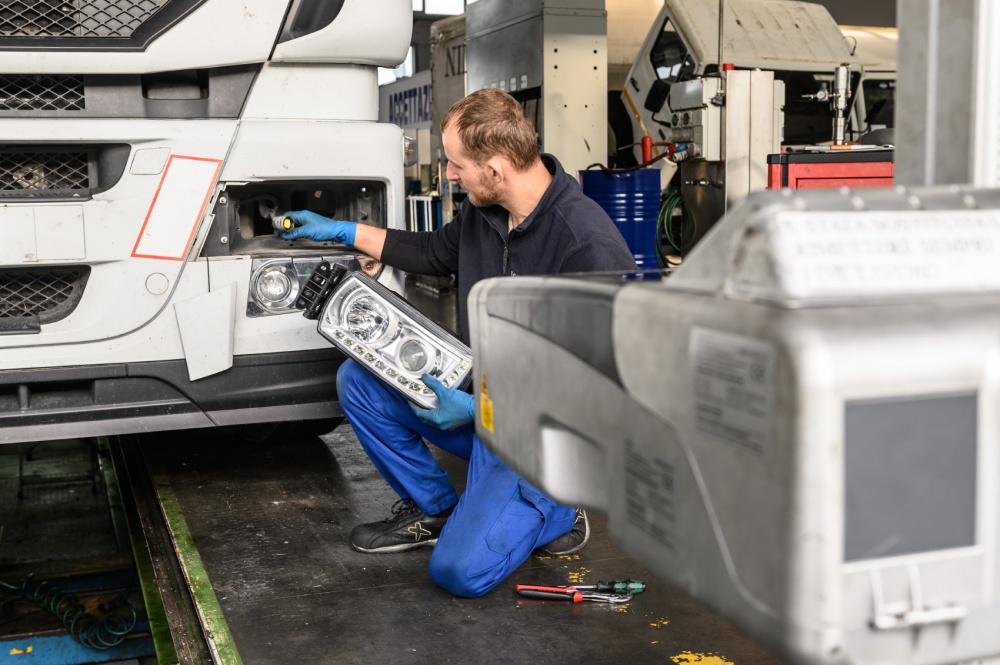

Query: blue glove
<box><xmin>410</xmin><ymin>373</ymin><xmax>475</xmax><ymax>430</ymax></box>
<box><xmin>280</xmin><ymin>210</ymin><xmax>357</xmax><ymax>245</ymax></box>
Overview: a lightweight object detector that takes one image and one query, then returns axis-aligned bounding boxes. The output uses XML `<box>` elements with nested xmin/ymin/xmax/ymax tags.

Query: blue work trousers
<box><xmin>337</xmin><ymin>359</ymin><xmax>577</xmax><ymax>597</ymax></box>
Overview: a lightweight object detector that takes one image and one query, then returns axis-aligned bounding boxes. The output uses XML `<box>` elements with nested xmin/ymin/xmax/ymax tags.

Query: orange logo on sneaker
<box><xmin>408</xmin><ymin>522</ymin><xmax>432</xmax><ymax>541</ymax></box>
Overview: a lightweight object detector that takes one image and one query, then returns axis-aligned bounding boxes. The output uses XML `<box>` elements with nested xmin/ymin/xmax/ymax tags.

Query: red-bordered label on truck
<box><xmin>131</xmin><ymin>154</ymin><xmax>223</xmax><ymax>261</ymax></box>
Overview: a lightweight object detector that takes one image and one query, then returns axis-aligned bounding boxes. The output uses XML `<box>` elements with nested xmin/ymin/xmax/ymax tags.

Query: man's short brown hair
<box><xmin>441</xmin><ymin>88</ymin><xmax>539</xmax><ymax>172</ymax></box>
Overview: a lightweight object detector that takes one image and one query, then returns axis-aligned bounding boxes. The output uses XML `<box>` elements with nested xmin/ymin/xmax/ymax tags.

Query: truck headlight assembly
<box><xmin>297</xmin><ymin>262</ymin><xmax>472</xmax><ymax>409</ymax></box>
<box><xmin>246</xmin><ymin>254</ymin><xmax>384</xmax><ymax>317</ymax></box>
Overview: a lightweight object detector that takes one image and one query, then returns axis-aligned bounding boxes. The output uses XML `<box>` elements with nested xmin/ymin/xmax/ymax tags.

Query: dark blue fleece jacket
<box><xmin>381</xmin><ymin>153</ymin><xmax>637</xmax><ymax>343</ymax></box>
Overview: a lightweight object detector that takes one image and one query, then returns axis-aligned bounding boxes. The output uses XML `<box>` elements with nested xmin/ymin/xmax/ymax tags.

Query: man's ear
<box><xmin>484</xmin><ymin>157</ymin><xmax>505</xmax><ymax>184</ymax></box>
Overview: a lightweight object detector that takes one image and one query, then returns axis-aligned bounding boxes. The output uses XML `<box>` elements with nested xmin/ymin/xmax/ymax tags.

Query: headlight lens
<box><xmin>398</xmin><ymin>339</ymin><xmax>430</xmax><ymax>373</ymax></box>
<box><xmin>258</xmin><ymin>269</ymin><xmax>292</xmax><ymax>301</ymax></box>
<box><xmin>314</xmin><ymin>270</ymin><xmax>473</xmax><ymax>409</ymax></box>
<box><xmin>345</xmin><ymin>295</ymin><xmax>390</xmax><ymax>343</ymax></box>
<box><xmin>251</xmin><ymin>264</ymin><xmax>298</xmax><ymax>311</ymax></box>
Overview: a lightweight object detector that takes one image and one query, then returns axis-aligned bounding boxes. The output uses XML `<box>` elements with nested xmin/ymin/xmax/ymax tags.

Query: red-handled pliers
<box><xmin>515</xmin><ymin>584</ymin><xmax>632</xmax><ymax>603</ymax></box>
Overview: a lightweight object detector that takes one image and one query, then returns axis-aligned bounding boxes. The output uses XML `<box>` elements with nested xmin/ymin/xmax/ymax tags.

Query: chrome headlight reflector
<box><xmin>344</xmin><ymin>294</ymin><xmax>390</xmax><ymax>343</ymax></box>
<box><xmin>298</xmin><ymin>263</ymin><xmax>472</xmax><ymax>409</ymax></box>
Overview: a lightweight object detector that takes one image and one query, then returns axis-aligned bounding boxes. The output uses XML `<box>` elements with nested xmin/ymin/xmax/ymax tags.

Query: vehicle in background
<box><xmin>611</xmin><ymin>0</ymin><xmax>859</xmax><ymax>246</ymax></box>
<box><xmin>0</xmin><ymin>0</ymin><xmax>413</xmax><ymax>444</ymax></box>
<box><xmin>613</xmin><ymin>0</ymin><xmax>899</xmax><ymax>169</ymax></box>
<box><xmin>841</xmin><ymin>26</ymin><xmax>898</xmax><ymax>138</ymax></box>
<box><xmin>602</xmin><ymin>0</ymin><xmax>900</xmax><ymax>255</ymax></box>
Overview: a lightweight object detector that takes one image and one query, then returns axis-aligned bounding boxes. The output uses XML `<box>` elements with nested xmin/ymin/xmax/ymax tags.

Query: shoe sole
<box><xmin>351</xmin><ymin>538</ymin><xmax>438</xmax><ymax>553</ymax></box>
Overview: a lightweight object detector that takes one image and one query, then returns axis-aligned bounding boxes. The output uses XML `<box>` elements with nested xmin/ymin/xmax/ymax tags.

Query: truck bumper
<box><xmin>0</xmin><ymin>349</ymin><xmax>345</xmax><ymax>444</ymax></box>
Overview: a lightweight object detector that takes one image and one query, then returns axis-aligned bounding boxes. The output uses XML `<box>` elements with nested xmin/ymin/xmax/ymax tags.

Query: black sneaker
<box><xmin>534</xmin><ymin>508</ymin><xmax>590</xmax><ymax>556</ymax></box>
<box><xmin>350</xmin><ymin>499</ymin><xmax>448</xmax><ymax>553</ymax></box>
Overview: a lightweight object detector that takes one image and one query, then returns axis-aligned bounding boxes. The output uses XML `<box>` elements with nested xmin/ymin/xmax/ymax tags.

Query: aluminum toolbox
<box><xmin>470</xmin><ymin>185</ymin><xmax>1000</xmax><ymax>664</ymax></box>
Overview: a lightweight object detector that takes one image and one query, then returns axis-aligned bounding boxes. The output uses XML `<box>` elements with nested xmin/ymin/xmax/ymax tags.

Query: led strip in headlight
<box><xmin>297</xmin><ymin>262</ymin><xmax>473</xmax><ymax>409</ymax></box>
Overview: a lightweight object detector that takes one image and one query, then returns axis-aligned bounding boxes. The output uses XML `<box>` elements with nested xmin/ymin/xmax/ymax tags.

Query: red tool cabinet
<box><xmin>767</xmin><ymin>149</ymin><xmax>894</xmax><ymax>190</ymax></box>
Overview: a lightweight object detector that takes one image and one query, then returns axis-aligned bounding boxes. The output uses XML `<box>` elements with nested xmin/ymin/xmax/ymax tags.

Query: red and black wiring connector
<box><xmin>587</xmin><ymin>136</ymin><xmax>699</xmax><ymax>174</ymax></box>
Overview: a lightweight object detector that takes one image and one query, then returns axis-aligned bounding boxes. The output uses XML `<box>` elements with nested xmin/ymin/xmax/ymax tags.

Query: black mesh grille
<box><xmin>0</xmin><ymin>151</ymin><xmax>89</xmax><ymax>196</ymax></box>
<box><xmin>0</xmin><ymin>0</ymin><xmax>168</xmax><ymax>38</ymax></box>
<box><xmin>0</xmin><ymin>75</ymin><xmax>84</xmax><ymax>111</ymax></box>
<box><xmin>0</xmin><ymin>267</ymin><xmax>90</xmax><ymax>324</ymax></box>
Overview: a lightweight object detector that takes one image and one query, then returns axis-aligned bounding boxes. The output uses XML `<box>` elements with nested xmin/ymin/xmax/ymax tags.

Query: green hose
<box><xmin>655</xmin><ymin>191</ymin><xmax>697</xmax><ymax>268</ymax></box>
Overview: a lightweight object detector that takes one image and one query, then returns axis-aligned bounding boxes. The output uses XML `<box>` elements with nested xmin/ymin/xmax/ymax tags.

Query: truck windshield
<box><xmin>862</xmin><ymin>78</ymin><xmax>895</xmax><ymax>129</ymax></box>
<box><xmin>650</xmin><ymin>19</ymin><xmax>690</xmax><ymax>84</ymax></box>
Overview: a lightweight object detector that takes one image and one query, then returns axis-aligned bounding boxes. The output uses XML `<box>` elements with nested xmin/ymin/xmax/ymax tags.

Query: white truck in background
<box><xmin>0</xmin><ymin>0</ymin><xmax>413</xmax><ymax>444</ymax></box>
<box><xmin>612</xmin><ymin>0</ymin><xmax>897</xmax><ymax>169</ymax></box>
<box><xmin>603</xmin><ymin>0</ymin><xmax>898</xmax><ymax>251</ymax></box>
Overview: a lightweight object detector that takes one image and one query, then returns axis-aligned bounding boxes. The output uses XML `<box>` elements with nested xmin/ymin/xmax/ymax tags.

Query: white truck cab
<box><xmin>0</xmin><ymin>0</ymin><xmax>413</xmax><ymax>443</ymax></box>
<box><xmin>618</xmin><ymin>0</ymin><xmax>863</xmax><ymax>168</ymax></box>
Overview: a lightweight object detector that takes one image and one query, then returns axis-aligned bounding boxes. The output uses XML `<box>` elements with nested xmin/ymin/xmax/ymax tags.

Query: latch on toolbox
<box><xmin>869</xmin><ymin>565</ymin><xmax>968</xmax><ymax>630</ymax></box>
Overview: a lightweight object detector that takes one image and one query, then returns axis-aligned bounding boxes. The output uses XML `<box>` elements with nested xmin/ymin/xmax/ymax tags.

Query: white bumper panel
<box><xmin>3</xmin><ymin>205</ymin><xmax>85</xmax><ymax>263</ymax></box>
<box><xmin>241</xmin><ymin>63</ymin><xmax>379</xmax><ymax>122</ymax></box>
<box><xmin>0</xmin><ymin>119</ymin><xmax>236</xmax><ymax>351</ymax></box>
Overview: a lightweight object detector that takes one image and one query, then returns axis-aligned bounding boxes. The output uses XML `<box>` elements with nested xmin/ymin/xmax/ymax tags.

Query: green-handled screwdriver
<box><xmin>573</xmin><ymin>579</ymin><xmax>646</xmax><ymax>595</ymax></box>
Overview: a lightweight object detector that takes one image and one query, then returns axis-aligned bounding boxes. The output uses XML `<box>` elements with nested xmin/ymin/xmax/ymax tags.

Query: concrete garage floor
<box><xmin>140</xmin><ymin>424</ymin><xmax>785</xmax><ymax>665</ymax></box>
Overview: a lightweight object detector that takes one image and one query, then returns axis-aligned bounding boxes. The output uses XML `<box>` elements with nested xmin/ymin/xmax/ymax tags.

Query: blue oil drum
<box><xmin>579</xmin><ymin>169</ymin><xmax>661</xmax><ymax>270</ymax></box>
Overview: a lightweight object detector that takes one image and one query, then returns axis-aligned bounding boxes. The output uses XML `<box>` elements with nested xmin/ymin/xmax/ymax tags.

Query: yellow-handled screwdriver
<box><xmin>259</xmin><ymin>200</ymin><xmax>295</xmax><ymax>232</ymax></box>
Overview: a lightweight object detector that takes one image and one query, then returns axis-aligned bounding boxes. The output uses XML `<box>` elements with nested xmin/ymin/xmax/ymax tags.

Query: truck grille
<box><xmin>0</xmin><ymin>150</ymin><xmax>89</xmax><ymax>196</ymax></box>
<box><xmin>0</xmin><ymin>0</ymin><xmax>168</xmax><ymax>38</ymax></box>
<box><xmin>0</xmin><ymin>75</ymin><xmax>84</xmax><ymax>111</ymax></box>
<box><xmin>0</xmin><ymin>266</ymin><xmax>90</xmax><ymax>324</ymax></box>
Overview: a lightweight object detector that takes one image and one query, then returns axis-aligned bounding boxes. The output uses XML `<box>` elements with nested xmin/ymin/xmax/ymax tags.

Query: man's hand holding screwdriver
<box><xmin>279</xmin><ymin>210</ymin><xmax>357</xmax><ymax>244</ymax></box>
<box><xmin>279</xmin><ymin>210</ymin><xmax>387</xmax><ymax>260</ymax></box>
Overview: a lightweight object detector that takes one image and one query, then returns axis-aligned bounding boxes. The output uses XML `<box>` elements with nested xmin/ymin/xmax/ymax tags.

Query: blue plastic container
<box><xmin>579</xmin><ymin>169</ymin><xmax>661</xmax><ymax>269</ymax></box>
